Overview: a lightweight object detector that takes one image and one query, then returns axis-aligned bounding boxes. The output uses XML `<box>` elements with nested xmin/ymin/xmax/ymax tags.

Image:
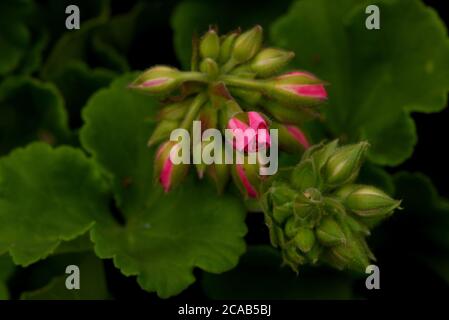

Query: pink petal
<box><xmin>236</xmin><ymin>164</ymin><xmax>258</xmax><ymax>198</ymax></box>
<box><xmin>248</xmin><ymin>111</ymin><xmax>267</xmax><ymax>130</ymax></box>
<box><xmin>281</xmin><ymin>84</ymin><xmax>327</xmax><ymax>99</ymax></box>
<box><xmin>160</xmin><ymin>157</ymin><xmax>173</xmax><ymax>193</ymax></box>
<box><xmin>286</xmin><ymin>125</ymin><xmax>310</xmax><ymax>149</ymax></box>
<box><xmin>141</xmin><ymin>78</ymin><xmax>168</xmax><ymax>87</ymax></box>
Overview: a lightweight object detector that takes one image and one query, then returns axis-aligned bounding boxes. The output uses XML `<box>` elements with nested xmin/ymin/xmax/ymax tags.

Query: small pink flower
<box><xmin>227</xmin><ymin>111</ymin><xmax>271</xmax><ymax>152</ymax></box>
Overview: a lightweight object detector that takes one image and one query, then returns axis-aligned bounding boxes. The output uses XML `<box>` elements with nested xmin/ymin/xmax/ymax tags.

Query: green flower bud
<box><xmin>264</xmin><ymin>71</ymin><xmax>327</xmax><ymax>107</ymax></box>
<box><xmin>291</xmin><ymin>159</ymin><xmax>319</xmax><ymax>191</ymax></box>
<box><xmin>308</xmin><ymin>139</ymin><xmax>339</xmax><ymax>171</ymax></box>
<box><xmin>305</xmin><ymin>243</ymin><xmax>322</xmax><ymax>264</ymax></box>
<box><xmin>324</xmin><ymin>141</ymin><xmax>369</xmax><ymax>187</ymax></box>
<box><xmin>157</xmin><ymin>99</ymin><xmax>190</xmax><ymax>121</ymax></box>
<box><xmin>333</xmin><ymin>183</ymin><xmax>359</xmax><ymax>201</ymax></box>
<box><xmin>344</xmin><ymin>214</ymin><xmax>371</xmax><ymax>236</ymax></box>
<box><xmin>229</xmin><ymin>64</ymin><xmax>256</xmax><ymax>78</ymax></box>
<box><xmin>154</xmin><ymin>141</ymin><xmax>189</xmax><ymax>192</ymax></box>
<box><xmin>344</xmin><ymin>185</ymin><xmax>401</xmax><ymax>218</ymax></box>
<box><xmin>294</xmin><ymin>227</ymin><xmax>316</xmax><ymax>253</ymax></box>
<box><xmin>259</xmin><ymin>98</ymin><xmax>319</xmax><ymax>126</ymax></box>
<box><xmin>272</xmin><ymin>203</ymin><xmax>294</xmax><ymax>225</ymax></box>
<box><xmin>199</xmin><ymin>58</ymin><xmax>219</xmax><ymax>79</ymax></box>
<box><xmin>284</xmin><ymin>216</ymin><xmax>299</xmax><ymax>238</ymax></box>
<box><xmin>200</xmin><ymin>29</ymin><xmax>220</xmax><ymax>60</ymax></box>
<box><xmin>198</xmin><ymin>102</ymin><xmax>218</xmax><ymax>130</ymax></box>
<box><xmin>294</xmin><ymin>192</ymin><xmax>321</xmax><ymax>227</ymax></box>
<box><xmin>229</xmin><ymin>88</ymin><xmax>262</xmax><ymax>106</ymax></box>
<box><xmin>316</xmin><ymin>217</ymin><xmax>346</xmax><ymax>246</ymax></box>
<box><xmin>130</xmin><ymin>66</ymin><xmax>182</xmax><ymax>95</ymax></box>
<box><xmin>232</xmin><ymin>25</ymin><xmax>263</xmax><ymax>63</ymax></box>
<box><xmin>231</xmin><ymin>159</ymin><xmax>262</xmax><ymax>198</ymax></box>
<box><xmin>251</xmin><ymin>48</ymin><xmax>295</xmax><ymax>77</ymax></box>
<box><xmin>284</xmin><ymin>245</ymin><xmax>306</xmax><ymax>267</ymax></box>
<box><xmin>325</xmin><ymin>236</ymin><xmax>371</xmax><ymax>272</ymax></box>
<box><xmin>270</xmin><ymin>182</ymin><xmax>297</xmax><ymax>207</ymax></box>
<box><xmin>206</xmin><ymin>162</ymin><xmax>230</xmax><ymax>194</ymax></box>
<box><xmin>147</xmin><ymin>119</ymin><xmax>179</xmax><ymax>147</ymax></box>
<box><xmin>218</xmin><ymin>31</ymin><xmax>239</xmax><ymax>64</ymax></box>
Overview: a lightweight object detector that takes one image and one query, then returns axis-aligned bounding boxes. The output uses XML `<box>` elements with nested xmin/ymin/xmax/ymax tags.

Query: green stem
<box><xmin>221</xmin><ymin>75</ymin><xmax>267</xmax><ymax>91</ymax></box>
<box><xmin>180</xmin><ymin>92</ymin><xmax>207</xmax><ymax>130</ymax></box>
<box><xmin>179</xmin><ymin>72</ymin><xmax>209</xmax><ymax>83</ymax></box>
<box><xmin>221</xmin><ymin>58</ymin><xmax>238</xmax><ymax>73</ymax></box>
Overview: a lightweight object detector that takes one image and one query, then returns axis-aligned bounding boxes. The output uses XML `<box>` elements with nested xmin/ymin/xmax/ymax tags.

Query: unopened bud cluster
<box><xmin>129</xmin><ymin>26</ymin><xmax>328</xmax><ymax>194</ymax></box>
<box><xmin>260</xmin><ymin>140</ymin><xmax>401</xmax><ymax>272</ymax></box>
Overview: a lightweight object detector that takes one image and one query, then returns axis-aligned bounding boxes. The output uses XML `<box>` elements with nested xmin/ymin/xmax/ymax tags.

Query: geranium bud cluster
<box><xmin>260</xmin><ymin>140</ymin><xmax>401</xmax><ymax>272</ymax></box>
<box><xmin>129</xmin><ymin>26</ymin><xmax>328</xmax><ymax>195</ymax></box>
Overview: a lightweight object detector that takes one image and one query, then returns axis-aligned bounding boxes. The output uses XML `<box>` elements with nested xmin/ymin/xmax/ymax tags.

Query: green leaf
<box><xmin>80</xmin><ymin>74</ymin><xmax>247</xmax><ymax>298</ymax></box>
<box><xmin>16</xmin><ymin>29</ymin><xmax>48</xmax><ymax>75</ymax></box>
<box><xmin>0</xmin><ymin>0</ymin><xmax>31</xmax><ymax>75</ymax></box>
<box><xmin>91</xmin><ymin>4</ymin><xmax>144</xmax><ymax>72</ymax></box>
<box><xmin>171</xmin><ymin>0</ymin><xmax>293</xmax><ymax>68</ymax></box>
<box><xmin>41</xmin><ymin>1</ymin><xmax>110</xmax><ymax>79</ymax></box>
<box><xmin>271</xmin><ymin>0</ymin><xmax>449</xmax><ymax>166</ymax></box>
<box><xmin>41</xmin><ymin>2</ymin><xmax>153</xmax><ymax>80</ymax></box>
<box><xmin>21</xmin><ymin>252</ymin><xmax>109</xmax><ymax>300</ymax></box>
<box><xmin>49</xmin><ymin>61</ymin><xmax>116</xmax><ymax>129</ymax></box>
<box><xmin>0</xmin><ymin>254</ymin><xmax>15</xmax><ymax>300</ymax></box>
<box><xmin>0</xmin><ymin>77</ymin><xmax>71</xmax><ymax>155</ymax></box>
<box><xmin>0</xmin><ymin>143</ymin><xmax>110</xmax><ymax>266</ymax></box>
<box><xmin>202</xmin><ymin>245</ymin><xmax>354</xmax><ymax>299</ymax></box>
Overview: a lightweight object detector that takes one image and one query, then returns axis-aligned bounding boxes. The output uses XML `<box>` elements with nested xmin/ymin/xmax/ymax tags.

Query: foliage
<box><xmin>0</xmin><ymin>0</ymin><xmax>448</xmax><ymax>299</ymax></box>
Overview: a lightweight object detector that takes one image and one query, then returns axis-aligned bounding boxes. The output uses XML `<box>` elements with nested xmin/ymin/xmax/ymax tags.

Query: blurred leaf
<box><xmin>0</xmin><ymin>0</ymin><xmax>31</xmax><ymax>75</ymax></box>
<box><xmin>0</xmin><ymin>143</ymin><xmax>110</xmax><ymax>266</ymax></box>
<box><xmin>50</xmin><ymin>61</ymin><xmax>116</xmax><ymax>129</ymax></box>
<box><xmin>271</xmin><ymin>0</ymin><xmax>449</xmax><ymax>166</ymax></box>
<box><xmin>202</xmin><ymin>245</ymin><xmax>354</xmax><ymax>299</ymax></box>
<box><xmin>21</xmin><ymin>252</ymin><xmax>108</xmax><ymax>300</ymax></box>
<box><xmin>42</xmin><ymin>2</ymin><xmax>155</xmax><ymax>80</ymax></box>
<box><xmin>171</xmin><ymin>0</ymin><xmax>292</xmax><ymax>68</ymax></box>
<box><xmin>41</xmin><ymin>0</ymin><xmax>110</xmax><ymax>79</ymax></box>
<box><xmin>91</xmin><ymin>3</ymin><xmax>144</xmax><ymax>71</ymax></box>
<box><xmin>80</xmin><ymin>74</ymin><xmax>247</xmax><ymax>298</ymax></box>
<box><xmin>36</xmin><ymin>0</ymin><xmax>110</xmax><ymax>42</ymax></box>
<box><xmin>0</xmin><ymin>254</ymin><xmax>15</xmax><ymax>300</ymax></box>
<box><xmin>16</xmin><ymin>30</ymin><xmax>48</xmax><ymax>75</ymax></box>
<box><xmin>0</xmin><ymin>77</ymin><xmax>71</xmax><ymax>155</ymax></box>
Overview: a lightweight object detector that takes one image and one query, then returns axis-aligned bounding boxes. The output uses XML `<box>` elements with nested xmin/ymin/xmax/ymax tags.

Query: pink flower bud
<box><xmin>129</xmin><ymin>66</ymin><xmax>181</xmax><ymax>95</ymax></box>
<box><xmin>271</xmin><ymin>122</ymin><xmax>310</xmax><ymax>154</ymax></box>
<box><xmin>286</xmin><ymin>125</ymin><xmax>310</xmax><ymax>149</ymax></box>
<box><xmin>266</xmin><ymin>71</ymin><xmax>328</xmax><ymax>106</ymax></box>
<box><xmin>232</xmin><ymin>162</ymin><xmax>260</xmax><ymax>198</ymax></box>
<box><xmin>227</xmin><ymin>111</ymin><xmax>271</xmax><ymax>152</ymax></box>
<box><xmin>154</xmin><ymin>141</ymin><xmax>188</xmax><ymax>192</ymax></box>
